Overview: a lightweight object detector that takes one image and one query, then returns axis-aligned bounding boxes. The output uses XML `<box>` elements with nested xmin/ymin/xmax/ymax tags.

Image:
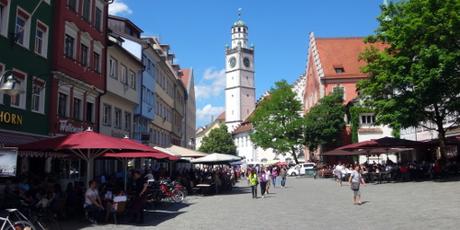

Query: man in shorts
<box><xmin>349</xmin><ymin>165</ymin><xmax>366</xmax><ymax>205</ymax></box>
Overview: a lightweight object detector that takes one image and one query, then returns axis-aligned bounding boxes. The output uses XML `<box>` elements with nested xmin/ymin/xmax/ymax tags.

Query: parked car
<box><xmin>287</xmin><ymin>163</ymin><xmax>316</xmax><ymax>176</ymax></box>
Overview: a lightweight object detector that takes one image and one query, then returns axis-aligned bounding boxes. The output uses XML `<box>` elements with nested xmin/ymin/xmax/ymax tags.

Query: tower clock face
<box><xmin>229</xmin><ymin>57</ymin><xmax>236</xmax><ymax>68</ymax></box>
<box><xmin>243</xmin><ymin>57</ymin><xmax>250</xmax><ymax>68</ymax></box>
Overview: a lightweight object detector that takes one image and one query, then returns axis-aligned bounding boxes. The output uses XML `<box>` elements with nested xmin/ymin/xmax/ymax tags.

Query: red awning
<box><xmin>103</xmin><ymin>151</ymin><xmax>179</xmax><ymax>161</ymax></box>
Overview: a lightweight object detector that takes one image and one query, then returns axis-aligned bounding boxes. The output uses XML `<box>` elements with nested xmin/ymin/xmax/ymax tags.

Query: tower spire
<box><xmin>238</xmin><ymin>8</ymin><xmax>242</xmax><ymax>20</ymax></box>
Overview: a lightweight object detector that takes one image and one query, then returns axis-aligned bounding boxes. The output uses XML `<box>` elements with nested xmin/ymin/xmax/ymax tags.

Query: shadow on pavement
<box><xmin>59</xmin><ymin>202</ymin><xmax>192</xmax><ymax>229</ymax></box>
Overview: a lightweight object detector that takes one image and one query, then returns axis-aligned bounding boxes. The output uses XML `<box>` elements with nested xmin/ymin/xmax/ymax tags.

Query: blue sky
<box><xmin>109</xmin><ymin>0</ymin><xmax>385</xmax><ymax>127</ymax></box>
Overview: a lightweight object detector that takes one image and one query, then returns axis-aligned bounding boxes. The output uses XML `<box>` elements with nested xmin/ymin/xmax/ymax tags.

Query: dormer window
<box><xmin>334</xmin><ymin>67</ymin><xmax>345</xmax><ymax>73</ymax></box>
<box><xmin>333</xmin><ymin>64</ymin><xmax>345</xmax><ymax>73</ymax></box>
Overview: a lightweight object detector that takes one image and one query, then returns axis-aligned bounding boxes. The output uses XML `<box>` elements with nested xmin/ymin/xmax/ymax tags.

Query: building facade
<box><xmin>99</xmin><ymin>33</ymin><xmax>142</xmax><ymax>138</ymax></box>
<box><xmin>147</xmin><ymin>37</ymin><xmax>183</xmax><ymax>147</ymax></box>
<box><xmin>225</xmin><ymin>17</ymin><xmax>256</xmax><ymax>132</ymax></box>
<box><xmin>49</xmin><ymin>0</ymin><xmax>108</xmax><ymax>136</ymax></box>
<box><xmin>303</xmin><ymin>33</ymin><xmax>389</xmax><ymax>160</ymax></box>
<box><xmin>0</xmin><ymin>0</ymin><xmax>53</xmax><ymax>160</ymax></box>
<box><xmin>179</xmin><ymin>68</ymin><xmax>196</xmax><ymax>149</ymax></box>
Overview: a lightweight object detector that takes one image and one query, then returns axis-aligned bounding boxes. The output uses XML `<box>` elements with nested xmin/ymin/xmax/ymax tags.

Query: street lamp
<box><xmin>0</xmin><ymin>70</ymin><xmax>24</xmax><ymax>96</ymax></box>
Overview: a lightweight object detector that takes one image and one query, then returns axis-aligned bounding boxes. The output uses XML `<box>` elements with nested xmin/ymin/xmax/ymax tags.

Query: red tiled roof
<box><xmin>232</xmin><ymin>122</ymin><xmax>253</xmax><ymax>134</ymax></box>
<box><xmin>216</xmin><ymin>112</ymin><xmax>225</xmax><ymax>122</ymax></box>
<box><xmin>315</xmin><ymin>37</ymin><xmax>387</xmax><ymax>78</ymax></box>
<box><xmin>179</xmin><ymin>68</ymin><xmax>192</xmax><ymax>88</ymax></box>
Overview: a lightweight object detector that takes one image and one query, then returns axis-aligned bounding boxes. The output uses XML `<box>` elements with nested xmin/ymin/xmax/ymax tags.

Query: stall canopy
<box><xmin>191</xmin><ymin>153</ymin><xmax>242</xmax><ymax>164</ymax></box>
<box><xmin>163</xmin><ymin>145</ymin><xmax>207</xmax><ymax>159</ymax></box>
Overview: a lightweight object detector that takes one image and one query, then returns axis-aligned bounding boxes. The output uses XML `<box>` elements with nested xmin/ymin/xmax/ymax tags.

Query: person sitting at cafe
<box><xmin>84</xmin><ymin>180</ymin><xmax>104</xmax><ymax>224</ymax></box>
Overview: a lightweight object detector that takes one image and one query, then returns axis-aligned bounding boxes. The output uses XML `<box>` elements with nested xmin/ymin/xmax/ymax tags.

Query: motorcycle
<box><xmin>146</xmin><ymin>179</ymin><xmax>186</xmax><ymax>204</ymax></box>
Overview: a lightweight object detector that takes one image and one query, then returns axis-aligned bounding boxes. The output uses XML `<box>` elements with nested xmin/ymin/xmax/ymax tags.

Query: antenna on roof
<box><xmin>238</xmin><ymin>8</ymin><xmax>242</xmax><ymax>20</ymax></box>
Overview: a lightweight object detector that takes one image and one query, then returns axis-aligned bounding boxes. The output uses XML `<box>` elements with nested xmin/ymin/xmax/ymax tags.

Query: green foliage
<box><xmin>250</xmin><ymin>80</ymin><xmax>303</xmax><ymax>163</ymax></box>
<box><xmin>349</xmin><ymin>106</ymin><xmax>374</xmax><ymax>143</ymax></box>
<box><xmin>198</xmin><ymin>124</ymin><xmax>237</xmax><ymax>155</ymax></box>
<box><xmin>303</xmin><ymin>91</ymin><xmax>345</xmax><ymax>151</ymax></box>
<box><xmin>359</xmin><ymin>0</ymin><xmax>460</xmax><ymax>158</ymax></box>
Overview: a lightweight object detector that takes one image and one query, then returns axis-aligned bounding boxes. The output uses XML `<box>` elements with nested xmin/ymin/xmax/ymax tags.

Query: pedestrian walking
<box><xmin>259</xmin><ymin>169</ymin><xmax>268</xmax><ymax>198</ymax></box>
<box><xmin>265</xmin><ymin>168</ymin><xmax>271</xmax><ymax>194</ymax></box>
<box><xmin>271</xmin><ymin>167</ymin><xmax>278</xmax><ymax>187</ymax></box>
<box><xmin>280</xmin><ymin>167</ymin><xmax>287</xmax><ymax>188</ymax></box>
<box><xmin>129</xmin><ymin>170</ymin><xmax>148</xmax><ymax>223</ymax></box>
<box><xmin>248</xmin><ymin>170</ymin><xmax>258</xmax><ymax>199</ymax></box>
<box><xmin>349</xmin><ymin>165</ymin><xmax>366</xmax><ymax>205</ymax></box>
<box><xmin>334</xmin><ymin>162</ymin><xmax>344</xmax><ymax>186</ymax></box>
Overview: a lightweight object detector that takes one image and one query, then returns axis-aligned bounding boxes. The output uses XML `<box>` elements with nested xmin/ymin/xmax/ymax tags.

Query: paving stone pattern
<box><xmin>64</xmin><ymin>177</ymin><xmax>460</xmax><ymax>230</ymax></box>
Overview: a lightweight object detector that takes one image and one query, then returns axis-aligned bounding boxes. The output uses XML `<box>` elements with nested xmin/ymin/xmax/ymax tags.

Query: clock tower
<box><xmin>225</xmin><ymin>11</ymin><xmax>256</xmax><ymax>131</ymax></box>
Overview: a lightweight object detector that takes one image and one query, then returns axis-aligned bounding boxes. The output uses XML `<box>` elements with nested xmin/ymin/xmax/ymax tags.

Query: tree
<box><xmin>250</xmin><ymin>80</ymin><xmax>304</xmax><ymax>164</ymax></box>
<box><xmin>199</xmin><ymin>124</ymin><xmax>237</xmax><ymax>155</ymax></box>
<box><xmin>358</xmin><ymin>0</ymin><xmax>460</xmax><ymax>159</ymax></box>
<box><xmin>303</xmin><ymin>90</ymin><xmax>345</xmax><ymax>152</ymax></box>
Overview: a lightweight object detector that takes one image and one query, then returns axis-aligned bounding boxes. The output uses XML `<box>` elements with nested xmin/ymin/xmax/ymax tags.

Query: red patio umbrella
<box><xmin>338</xmin><ymin>136</ymin><xmax>425</xmax><ymax>151</ymax></box>
<box><xmin>103</xmin><ymin>150</ymin><xmax>179</xmax><ymax>190</ymax></box>
<box><xmin>103</xmin><ymin>151</ymin><xmax>179</xmax><ymax>161</ymax></box>
<box><xmin>17</xmin><ymin>129</ymin><xmax>155</xmax><ymax>185</ymax></box>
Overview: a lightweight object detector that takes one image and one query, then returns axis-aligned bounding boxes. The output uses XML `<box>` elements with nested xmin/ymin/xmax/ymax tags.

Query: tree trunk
<box><xmin>291</xmin><ymin>146</ymin><xmax>299</xmax><ymax>164</ymax></box>
<box><xmin>437</xmin><ymin>122</ymin><xmax>447</xmax><ymax>160</ymax></box>
<box><xmin>433</xmin><ymin>104</ymin><xmax>447</xmax><ymax>160</ymax></box>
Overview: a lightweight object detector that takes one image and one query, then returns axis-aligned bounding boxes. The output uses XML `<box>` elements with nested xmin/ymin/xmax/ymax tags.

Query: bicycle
<box><xmin>0</xmin><ymin>209</ymin><xmax>39</xmax><ymax>230</ymax></box>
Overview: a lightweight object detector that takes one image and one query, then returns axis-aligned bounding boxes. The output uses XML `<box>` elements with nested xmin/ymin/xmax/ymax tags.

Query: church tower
<box><xmin>225</xmin><ymin>10</ymin><xmax>256</xmax><ymax>131</ymax></box>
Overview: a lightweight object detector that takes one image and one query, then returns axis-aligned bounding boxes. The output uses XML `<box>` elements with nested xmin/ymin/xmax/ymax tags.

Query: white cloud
<box><xmin>195</xmin><ymin>68</ymin><xmax>226</xmax><ymax>99</ymax></box>
<box><xmin>196</xmin><ymin>104</ymin><xmax>225</xmax><ymax>123</ymax></box>
<box><xmin>109</xmin><ymin>0</ymin><xmax>132</xmax><ymax>15</ymax></box>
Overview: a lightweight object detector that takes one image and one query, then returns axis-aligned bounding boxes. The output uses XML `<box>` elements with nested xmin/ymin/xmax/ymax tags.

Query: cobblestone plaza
<box><xmin>65</xmin><ymin>177</ymin><xmax>460</xmax><ymax>230</ymax></box>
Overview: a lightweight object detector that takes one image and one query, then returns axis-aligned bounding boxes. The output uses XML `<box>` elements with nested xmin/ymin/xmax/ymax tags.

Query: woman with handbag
<box><xmin>349</xmin><ymin>165</ymin><xmax>366</xmax><ymax>205</ymax></box>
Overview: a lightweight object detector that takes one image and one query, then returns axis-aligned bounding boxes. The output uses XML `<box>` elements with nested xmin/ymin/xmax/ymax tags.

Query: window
<box><xmin>86</xmin><ymin>101</ymin><xmax>94</xmax><ymax>122</ymax></box>
<box><xmin>10</xmin><ymin>71</ymin><xmax>26</xmax><ymax>109</ymax></box>
<box><xmin>35</xmin><ymin>22</ymin><xmax>48</xmax><ymax>56</ymax></box>
<box><xmin>64</xmin><ymin>34</ymin><xmax>75</xmax><ymax>59</ymax></box>
<box><xmin>80</xmin><ymin>44</ymin><xmax>88</xmax><ymax>66</ymax></box>
<box><xmin>58</xmin><ymin>93</ymin><xmax>68</xmax><ymax>117</ymax></box>
<box><xmin>360</xmin><ymin>113</ymin><xmax>376</xmax><ymax>126</ymax></box>
<box><xmin>333</xmin><ymin>86</ymin><xmax>345</xmax><ymax>100</ymax></box>
<box><xmin>0</xmin><ymin>64</ymin><xmax>3</xmax><ymax>104</ymax></box>
<box><xmin>15</xmin><ymin>10</ymin><xmax>29</xmax><ymax>47</ymax></box>
<box><xmin>103</xmin><ymin>104</ymin><xmax>112</xmax><ymax>126</ymax></box>
<box><xmin>73</xmin><ymin>98</ymin><xmax>82</xmax><ymax>120</ymax></box>
<box><xmin>129</xmin><ymin>70</ymin><xmax>136</xmax><ymax>89</ymax></box>
<box><xmin>67</xmin><ymin>0</ymin><xmax>77</xmax><ymax>12</ymax></box>
<box><xmin>334</xmin><ymin>67</ymin><xmax>345</xmax><ymax>73</ymax></box>
<box><xmin>0</xmin><ymin>3</ymin><xmax>7</xmax><ymax>36</ymax></box>
<box><xmin>124</xmin><ymin>112</ymin><xmax>131</xmax><ymax>131</ymax></box>
<box><xmin>82</xmin><ymin>0</ymin><xmax>91</xmax><ymax>22</ymax></box>
<box><xmin>109</xmin><ymin>57</ymin><xmax>117</xmax><ymax>79</ymax></box>
<box><xmin>31</xmin><ymin>80</ymin><xmax>45</xmax><ymax>113</ymax></box>
<box><xmin>93</xmin><ymin>52</ymin><xmax>100</xmax><ymax>73</ymax></box>
<box><xmin>114</xmin><ymin>108</ymin><xmax>122</xmax><ymax>129</ymax></box>
<box><xmin>120</xmin><ymin>65</ymin><xmax>127</xmax><ymax>84</ymax></box>
<box><xmin>94</xmin><ymin>7</ymin><xmax>102</xmax><ymax>31</ymax></box>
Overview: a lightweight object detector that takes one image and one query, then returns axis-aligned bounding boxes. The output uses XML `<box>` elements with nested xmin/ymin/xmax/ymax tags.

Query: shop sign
<box><xmin>0</xmin><ymin>111</ymin><xmax>23</xmax><ymax>125</ymax></box>
<box><xmin>58</xmin><ymin>120</ymin><xmax>85</xmax><ymax>133</ymax></box>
